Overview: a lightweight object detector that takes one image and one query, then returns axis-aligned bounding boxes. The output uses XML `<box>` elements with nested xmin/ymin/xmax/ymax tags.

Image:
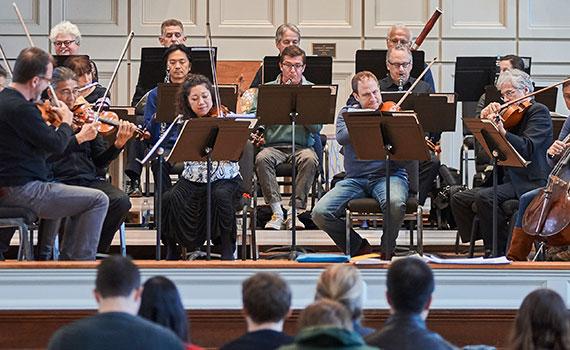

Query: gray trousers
<box><xmin>0</xmin><ymin>181</ymin><xmax>109</xmax><ymax>260</ymax></box>
<box><xmin>255</xmin><ymin>146</ymin><xmax>318</xmax><ymax>210</ymax></box>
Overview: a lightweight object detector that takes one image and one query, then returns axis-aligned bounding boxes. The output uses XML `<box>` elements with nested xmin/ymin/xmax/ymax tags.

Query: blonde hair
<box><xmin>50</xmin><ymin>21</ymin><xmax>81</xmax><ymax>45</ymax></box>
<box><xmin>315</xmin><ymin>264</ymin><xmax>366</xmax><ymax>321</ymax></box>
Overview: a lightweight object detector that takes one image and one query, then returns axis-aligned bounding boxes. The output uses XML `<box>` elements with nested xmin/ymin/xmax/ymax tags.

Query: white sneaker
<box><xmin>286</xmin><ymin>216</ymin><xmax>305</xmax><ymax>230</ymax></box>
<box><xmin>264</xmin><ymin>214</ymin><xmax>285</xmax><ymax>230</ymax></box>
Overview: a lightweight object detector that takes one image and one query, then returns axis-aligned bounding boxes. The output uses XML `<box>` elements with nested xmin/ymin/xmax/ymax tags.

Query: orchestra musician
<box><xmin>36</xmin><ymin>66</ymin><xmax>137</xmax><ymax>259</ymax></box>
<box><xmin>244</xmin><ymin>46</ymin><xmax>322</xmax><ymax>230</ymax></box>
<box><xmin>312</xmin><ymin>71</ymin><xmax>409</xmax><ymax>258</ymax></box>
<box><xmin>450</xmin><ymin>69</ymin><xmax>552</xmax><ymax>257</ymax></box>
<box><xmin>126</xmin><ymin>19</ymin><xmax>189</xmax><ymax>197</ymax></box>
<box><xmin>144</xmin><ymin>44</ymin><xmax>192</xmax><ymax>191</ymax></box>
<box><xmin>49</xmin><ymin>21</ymin><xmax>99</xmax><ymax>82</ymax></box>
<box><xmin>161</xmin><ymin>74</ymin><xmax>242</xmax><ymax>260</ymax></box>
<box><xmin>0</xmin><ymin>47</ymin><xmax>108</xmax><ymax>261</ymax></box>
<box><xmin>507</xmin><ymin>80</ymin><xmax>570</xmax><ymax>261</ymax></box>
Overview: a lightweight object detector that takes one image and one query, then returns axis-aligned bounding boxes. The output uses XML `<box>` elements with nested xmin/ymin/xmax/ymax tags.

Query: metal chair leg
<box><xmin>119</xmin><ymin>222</ymin><xmax>127</xmax><ymax>257</ymax></box>
<box><xmin>345</xmin><ymin>209</ymin><xmax>351</xmax><ymax>256</ymax></box>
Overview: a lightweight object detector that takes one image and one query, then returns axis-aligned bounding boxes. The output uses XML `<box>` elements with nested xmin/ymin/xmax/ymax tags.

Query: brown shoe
<box><xmin>507</xmin><ymin>227</ymin><xmax>535</xmax><ymax>261</ymax></box>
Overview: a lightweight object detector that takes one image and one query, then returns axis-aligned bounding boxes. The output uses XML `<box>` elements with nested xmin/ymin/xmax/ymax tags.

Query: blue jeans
<box><xmin>312</xmin><ymin>174</ymin><xmax>409</xmax><ymax>255</ymax></box>
<box><xmin>514</xmin><ymin>188</ymin><xmax>541</xmax><ymax>228</ymax></box>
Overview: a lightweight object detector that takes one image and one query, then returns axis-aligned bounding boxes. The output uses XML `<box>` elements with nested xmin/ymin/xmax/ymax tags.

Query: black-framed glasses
<box><xmin>387</xmin><ymin>61</ymin><xmax>411</xmax><ymax>69</ymax></box>
<box><xmin>53</xmin><ymin>40</ymin><xmax>77</xmax><ymax>48</ymax></box>
<box><xmin>281</xmin><ymin>62</ymin><xmax>304</xmax><ymax>70</ymax></box>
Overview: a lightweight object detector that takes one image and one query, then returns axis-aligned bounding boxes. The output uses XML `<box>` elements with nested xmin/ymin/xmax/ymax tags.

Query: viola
<box><xmin>72</xmin><ymin>104</ymin><xmax>150</xmax><ymax>140</ymax></box>
<box><xmin>380</xmin><ymin>101</ymin><xmax>399</xmax><ymax>112</ymax></box>
<box><xmin>206</xmin><ymin>104</ymin><xmax>231</xmax><ymax>118</ymax></box>
<box><xmin>36</xmin><ymin>100</ymin><xmax>62</xmax><ymax>127</ymax></box>
<box><xmin>498</xmin><ymin>100</ymin><xmax>532</xmax><ymax>129</ymax></box>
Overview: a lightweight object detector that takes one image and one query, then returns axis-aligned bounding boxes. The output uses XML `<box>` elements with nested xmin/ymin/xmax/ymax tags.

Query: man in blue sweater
<box><xmin>312</xmin><ymin>71</ymin><xmax>408</xmax><ymax>257</ymax></box>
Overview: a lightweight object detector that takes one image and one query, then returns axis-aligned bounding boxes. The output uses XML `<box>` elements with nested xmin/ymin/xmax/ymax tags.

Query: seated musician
<box><xmin>245</xmin><ymin>46</ymin><xmax>322</xmax><ymax>230</ymax></box>
<box><xmin>49</xmin><ymin>21</ymin><xmax>98</xmax><ymax>82</ymax></box>
<box><xmin>64</xmin><ymin>55</ymin><xmax>109</xmax><ymax>109</ymax></box>
<box><xmin>0</xmin><ymin>47</ymin><xmax>108</xmax><ymax>261</ymax></box>
<box><xmin>312</xmin><ymin>71</ymin><xmax>409</xmax><ymax>258</ymax></box>
<box><xmin>507</xmin><ymin>80</ymin><xmax>570</xmax><ymax>261</ymax></box>
<box><xmin>161</xmin><ymin>74</ymin><xmax>242</xmax><ymax>260</ymax></box>
<box><xmin>144</xmin><ymin>44</ymin><xmax>192</xmax><ymax>191</ymax></box>
<box><xmin>38</xmin><ymin>66</ymin><xmax>137</xmax><ymax>259</ymax></box>
<box><xmin>126</xmin><ymin>18</ymin><xmax>189</xmax><ymax>196</ymax></box>
<box><xmin>450</xmin><ymin>69</ymin><xmax>552</xmax><ymax>257</ymax></box>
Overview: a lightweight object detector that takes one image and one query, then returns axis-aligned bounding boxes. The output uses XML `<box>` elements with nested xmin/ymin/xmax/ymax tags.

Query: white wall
<box><xmin>1</xmin><ymin>0</ymin><xmax>568</xmax><ymax>169</ymax></box>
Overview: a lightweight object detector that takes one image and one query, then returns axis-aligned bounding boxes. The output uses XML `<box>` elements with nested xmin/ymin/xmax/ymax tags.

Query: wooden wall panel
<box><xmin>209</xmin><ymin>0</ymin><xmax>285</xmax><ymax>37</ymax></box>
<box><xmin>51</xmin><ymin>0</ymin><xmax>128</xmax><ymax>36</ymax></box>
<box><xmin>441</xmin><ymin>0</ymin><xmax>516</xmax><ymax>38</ymax></box>
<box><xmin>519</xmin><ymin>0</ymin><xmax>570</xmax><ymax>39</ymax></box>
<box><xmin>287</xmin><ymin>0</ymin><xmax>361</xmax><ymax>37</ymax></box>
<box><xmin>364</xmin><ymin>0</ymin><xmax>439</xmax><ymax>38</ymax></box>
<box><xmin>130</xmin><ymin>0</ymin><xmax>206</xmax><ymax>37</ymax></box>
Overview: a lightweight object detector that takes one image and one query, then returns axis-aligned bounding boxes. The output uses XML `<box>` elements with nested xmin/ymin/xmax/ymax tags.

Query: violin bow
<box><xmin>206</xmin><ymin>22</ymin><xmax>223</xmax><ymax>117</ymax></box>
<box><xmin>12</xmin><ymin>3</ymin><xmax>34</xmax><ymax>47</ymax></box>
<box><xmin>498</xmin><ymin>77</ymin><xmax>570</xmax><ymax>111</ymax></box>
<box><xmin>0</xmin><ymin>43</ymin><xmax>13</xmax><ymax>79</ymax></box>
<box><xmin>394</xmin><ymin>57</ymin><xmax>437</xmax><ymax>109</ymax></box>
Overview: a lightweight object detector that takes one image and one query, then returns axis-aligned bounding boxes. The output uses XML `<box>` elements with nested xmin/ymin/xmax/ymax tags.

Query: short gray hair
<box><xmin>51</xmin><ymin>66</ymin><xmax>77</xmax><ymax>86</ymax></box>
<box><xmin>50</xmin><ymin>21</ymin><xmax>81</xmax><ymax>45</ymax></box>
<box><xmin>386</xmin><ymin>44</ymin><xmax>412</xmax><ymax>65</ymax></box>
<box><xmin>386</xmin><ymin>23</ymin><xmax>412</xmax><ymax>40</ymax></box>
<box><xmin>315</xmin><ymin>264</ymin><xmax>366</xmax><ymax>321</ymax></box>
<box><xmin>496</xmin><ymin>69</ymin><xmax>534</xmax><ymax>93</ymax></box>
<box><xmin>275</xmin><ymin>23</ymin><xmax>301</xmax><ymax>44</ymax></box>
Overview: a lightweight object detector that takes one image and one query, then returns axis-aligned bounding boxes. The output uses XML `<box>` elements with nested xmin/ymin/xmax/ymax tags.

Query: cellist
<box><xmin>507</xmin><ymin>80</ymin><xmax>570</xmax><ymax>261</ymax></box>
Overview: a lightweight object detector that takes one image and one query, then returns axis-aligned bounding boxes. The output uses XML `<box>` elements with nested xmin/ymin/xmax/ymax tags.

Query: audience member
<box><xmin>221</xmin><ymin>272</ymin><xmax>293</xmax><ymax>350</ymax></box>
<box><xmin>315</xmin><ymin>264</ymin><xmax>374</xmax><ymax>337</ymax></box>
<box><xmin>508</xmin><ymin>288</ymin><xmax>570</xmax><ymax>350</ymax></box>
<box><xmin>280</xmin><ymin>299</ymin><xmax>377</xmax><ymax>350</ymax></box>
<box><xmin>139</xmin><ymin>276</ymin><xmax>204</xmax><ymax>350</ymax></box>
<box><xmin>365</xmin><ymin>258</ymin><xmax>458</xmax><ymax>350</ymax></box>
<box><xmin>48</xmin><ymin>256</ymin><xmax>184</xmax><ymax>350</ymax></box>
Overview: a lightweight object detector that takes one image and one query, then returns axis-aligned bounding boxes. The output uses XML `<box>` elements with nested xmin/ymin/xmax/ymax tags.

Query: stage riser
<box><xmin>0</xmin><ymin>309</ymin><xmax>517</xmax><ymax>349</ymax></box>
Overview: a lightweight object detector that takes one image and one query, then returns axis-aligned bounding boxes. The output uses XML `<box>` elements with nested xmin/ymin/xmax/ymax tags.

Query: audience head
<box><xmin>275</xmin><ymin>23</ymin><xmax>301</xmax><ymax>54</ymax></box>
<box><xmin>242</xmin><ymin>272</ymin><xmax>292</xmax><ymax>326</ymax></box>
<box><xmin>0</xmin><ymin>65</ymin><xmax>7</xmax><ymax>92</ymax></box>
<box><xmin>386</xmin><ymin>45</ymin><xmax>413</xmax><ymax>85</ymax></box>
<box><xmin>163</xmin><ymin>44</ymin><xmax>192</xmax><ymax>84</ymax></box>
<box><xmin>12</xmin><ymin>47</ymin><xmax>55</xmax><ymax>100</ymax></box>
<box><xmin>139</xmin><ymin>276</ymin><xmax>189</xmax><ymax>344</ymax></box>
<box><xmin>509</xmin><ymin>288</ymin><xmax>570</xmax><ymax>350</ymax></box>
<box><xmin>177</xmin><ymin>73</ymin><xmax>215</xmax><ymax>118</ymax></box>
<box><xmin>351</xmin><ymin>71</ymin><xmax>382</xmax><ymax>110</ymax></box>
<box><xmin>495</xmin><ymin>69</ymin><xmax>534</xmax><ymax>103</ymax></box>
<box><xmin>499</xmin><ymin>55</ymin><xmax>525</xmax><ymax>73</ymax></box>
<box><xmin>50</xmin><ymin>21</ymin><xmax>81</xmax><ymax>55</ymax></box>
<box><xmin>386</xmin><ymin>258</ymin><xmax>434</xmax><ymax>316</ymax></box>
<box><xmin>50</xmin><ymin>66</ymin><xmax>78</xmax><ymax>108</ymax></box>
<box><xmin>160</xmin><ymin>19</ymin><xmax>187</xmax><ymax>47</ymax></box>
<box><xmin>94</xmin><ymin>256</ymin><xmax>142</xmax><ymax>313</ymax></box>
<box><xmin>279</xmin><ymin>45</ymin><xmax>306</xmax><ymax>85</ymax></box>
<box><xmin>299</xmin><ymin>299</ymin><xmax>353</xmax><ymax>331</ymax></box>
<box><xmin>386</xmin><ymin>24</ymin><xmax>412</xmax><ymax>49</ymax></box>
<box><xmin>315</xmin><ymin>264</ymin><xmax>366</xmax><ymax>322</ymax></box>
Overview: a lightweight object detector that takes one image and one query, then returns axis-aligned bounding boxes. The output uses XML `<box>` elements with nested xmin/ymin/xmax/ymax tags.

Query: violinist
<box><xmin>37</xmin><ymin>66</ymin><xmax>137</xmax><ymax>259</ymax></box>
<box><xmin>143</xmin><ymin>44</ymin><xmax>192</xmax><ymax>191</ymax></box>
<box><xmin>0</xmin><ymin>47</ymin><xmax>108</xmax><ymax>261</ymax></box>
<box><xmin>312</xmin><ymin>71</ymin><xmax>408</xmax><ymax>258</ymax></box>
<box><xmin>507</xmin><ymin>80</ymin><xmax>570</xmax><ymax>261</ymax></box>
<box><xmin>450</xmin><ymin>69</ymin><xmax>552</xmax><ymax>257</ymax></box>
<box><xmin>244</xmin><ymin>46</ymin><xmax>322</xmax><ymax>230</ymax></box>
<box><xmin>161</xmin><ymin>74</ymin><xmax>242</xmax><ymax>260</ymax></box>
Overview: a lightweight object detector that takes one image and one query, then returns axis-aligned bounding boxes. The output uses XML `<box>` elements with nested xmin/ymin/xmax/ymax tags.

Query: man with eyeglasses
<box><xmin>450</xmin><ymin>69</ymin><xmax>552</xmax><ymax>257</ymax></box>
<box><xmin>245</xmin><ymin>46</ymin><xmax>322</xmax><ymax>230</ymax></box>
<box><xmin>0</xmin><ymin>47</ymin><xmax>109</xmax><ymax>260</ymax></box>
<box><xmin>36</xmin><ymin>66</ymin><xmax>137</xmax><ymax>260</ymax></box>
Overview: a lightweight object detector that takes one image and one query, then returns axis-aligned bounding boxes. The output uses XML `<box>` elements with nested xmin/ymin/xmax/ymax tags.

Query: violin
<box><xmin>72</xmin><ymin>104</ymin><xmax>150</xmax><ymax>140</ymax></box>
<box><xmin>206</xmin><ymin>104</ymin><xmax>231</xmax><ymax>118</ymax></box>
<box><xmin>36</xmin><ymin>100</ymin><xmax>62</xmax><ymax>127</ymax></box>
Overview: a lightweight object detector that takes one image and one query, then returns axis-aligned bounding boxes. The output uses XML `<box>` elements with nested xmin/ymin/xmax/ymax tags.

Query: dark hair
<box><xmin>563</xmin><ymin>79</ymin><xmax>570</xmax><ymax>89</ymax></box>
<box><xmin>0</xmin><ymin>65</ymin><xmax>7</xmax><ymax>78</ymax></box>
<box><xmin>242</xmin><ymin>272</ymin><xmax>292</xmax><ymax>324</ymax></box>
<box><xmin>12</xmin><ymin>47</ymin><xmax>54</xmax><ymax>84</ymax></box>
<box><xmin>161</xmin><ymin>19</ymin><xmax>184</xmax><ymax>35</ymax></box>
<box><xmin>95</xmin><ymin>255</ymin><xmax>140</xmax><ymax>298</ymax></box>
<box><xmin>163</xmin><ymin>44</ymin><xmax>192</xmax><ymax>68</ymax></box>
<box><xmin>299</xmin><ymin>299</ymin><xmax>353</xmax><ymax>330</ymax></box>
<box><xmin>387</xmin><ymin>258</ymin><xmax>434</xmax><ymax>314</ymax></box>
<box><xmin>500</xmin><ymin>55</ymin><xmax>525</xmax><ymax>71</ymax></box>
<box><xmin>139</xmin><ymin>276</ymin><xmax>189</xmax><ymax>343</ymax></box>
<box><xmin>279</xmin><ymin>45</ymin><xmax>306</xmax><ymax>65</ymax></box>
<box><xmin>509</xmin><ymin>289</ymin><xmax>570</xmax><ymax>350</ymax></box>
<box><xmin>64</xmin><ymin>55</ymin><xmax>92</xmax><ymax>76</ymax></box>
<box><xmin>177</xmin><ymin>73</ymin><xmax>216</xmax><ymax>118</ymax></box>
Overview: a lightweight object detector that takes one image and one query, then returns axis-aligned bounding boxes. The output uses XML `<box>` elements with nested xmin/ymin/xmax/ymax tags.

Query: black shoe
<box><xmin>126</xmin><ymin>179</ymin><xmax>142</xmax><ymax>197</ymax></box>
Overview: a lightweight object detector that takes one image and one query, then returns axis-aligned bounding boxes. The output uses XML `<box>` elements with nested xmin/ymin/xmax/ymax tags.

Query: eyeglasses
<box><xmin>387</xmin><ymin>38</ymin><xmax>411</xmax><ymax>47</ymax></box>
<box><xmin>56</xmin><ymin>88</ymin><xmax>79</xmax><ymax>97</ymax></box>
<box><xmin>53</xmin><ymin>40</ymin><xmax>77</xmax><ymax>48</ymax></box>
<box><xmin>281</xmin><ymin>62</ymin><xmax>304</xmax><ymax>70</ymax></box>
<box><xmin>501</xmin><ymin>89</ymin><xmax>519</xmax><ymax>101</ymax></box>
<box><xmin>387</xmin><ymin>61</ymin><xmax>411</xmax><ymax>69</ymax></box>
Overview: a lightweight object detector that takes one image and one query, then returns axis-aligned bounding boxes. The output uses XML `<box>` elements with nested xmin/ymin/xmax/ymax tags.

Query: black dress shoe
<box><xmin>126</xmin><ymin>179</ymin><xmax>142</xmax><ymax>197</ymax></box>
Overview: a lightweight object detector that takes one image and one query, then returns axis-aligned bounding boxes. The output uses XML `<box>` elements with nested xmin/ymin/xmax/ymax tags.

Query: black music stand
<box><xmin>463</xmin><ymin>118</ymin><xmax>529</xmax><ymax>257</ymax></box>
<box><xmin>355</xmin><ymin>50</ymin><xmax>426</xmax><ymax>81</ymax></box>
<box><xmin>343</xmin><ymin>111</ymin><xmax>430</xmax><ymax>259</ymax></box>
<box><xmin>167</xmin><ymin>118</ymin><xmax>251</xmax><ymax>260</ymax></box>
<box><xmin>257</xmin><ymin>84</ymin><xmax>338</xmax><ymax>260</ymax></box>
<box><xmin>262</xmin><ymin>56</ymin><xmax>333</xmax><ymax>84</ymax></box>
<box><xmin>156</xmin><ymin>83</ymin><xmax>180</xmax><ymax>123</ymax></box>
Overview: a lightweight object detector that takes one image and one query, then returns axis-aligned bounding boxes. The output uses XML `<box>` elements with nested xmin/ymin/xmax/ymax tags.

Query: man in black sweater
<box><xmin>48</xmin><ymin>256</ymin><xmax>184</xmax><ymax>350</ymax></box>
<box><xmin>37</xmin><ymin>66</ymin><xmax>137</xmax><ymax>259</ymax></box>
<box><xmin>0</xmin><ymin>47</ymin><xmax>108</xmax><ymax>260</ymax></box>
